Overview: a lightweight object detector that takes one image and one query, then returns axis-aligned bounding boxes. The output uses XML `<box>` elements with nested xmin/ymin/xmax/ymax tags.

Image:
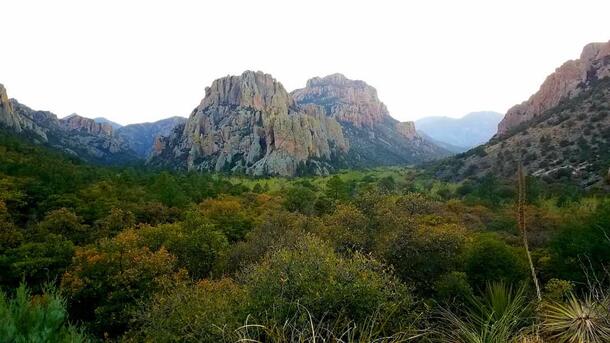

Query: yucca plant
<box><xmin>437</xmin><ymin>282</ymin><xmax>532</xmax><ymax>343</ymax></box>
<box><xmin>542</xmin><ymin>293</ymin><xmax>610</xmax><ymax>343</ymax></box>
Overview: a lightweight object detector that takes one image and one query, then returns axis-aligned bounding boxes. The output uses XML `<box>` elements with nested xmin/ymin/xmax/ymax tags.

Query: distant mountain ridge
<box><xmin>0</xmin><ymin>84</ymin><xmax>187</xmax><ymax>163</ymax></box>
<box><xmin>116</xmin><ymin>117</ymin><xmax>187</xmax><ymax>157</ymax></box>
<box><xmin>416</xmin><ymin>111</ymin><xmax>503</xmax><ymax>151</ymax></box>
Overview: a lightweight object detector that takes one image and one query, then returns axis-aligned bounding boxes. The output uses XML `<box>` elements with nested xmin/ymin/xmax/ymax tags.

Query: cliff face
<box><xmin>292</xmin><ymin>73</ymin><xmax>389</xmax><ymax>128</ymax></box>
<box><xmin>60</xmin><ymin>114</ymin><xmax>114</xmax><ymax>136</ymax></box>
<box><xmin>292</xmin><ymin>74</ymin><xmax>447</xmax><ymax>168</ymax></box>
<box><xmin>150</xmin><ymin>71</ymin><xmax>349</xmax><ymax>176</ymax></box>
<box><xmin>498</xmin><ymin>41</ymin><xmax>610</xmax><ymax>134</ymax></box>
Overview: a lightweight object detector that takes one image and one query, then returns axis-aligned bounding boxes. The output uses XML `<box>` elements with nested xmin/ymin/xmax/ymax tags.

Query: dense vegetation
<box><xmin>1</xmin><ymin>131</ymin><xmax>609</xmax><ymax>342</ymax></box>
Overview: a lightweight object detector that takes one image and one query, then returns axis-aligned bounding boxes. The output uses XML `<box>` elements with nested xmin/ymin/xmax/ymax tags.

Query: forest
<box><xmin>1</xmin><ymin>130</ymin><xmax>609</xmax><ymax>342</ymax></box>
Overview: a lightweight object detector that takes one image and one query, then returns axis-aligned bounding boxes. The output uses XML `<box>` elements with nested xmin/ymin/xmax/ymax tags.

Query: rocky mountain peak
<box><xmin>498</xmin><ymin>40</ymin><xmax>610</xmax><ymax>134</ymax></box>
<box><xmin>0</xmin><ymin>84</ymin><xmax>13</xmax><ymax>116</ymax></box>
<box><xmin>199</xmin><ymin>70</ymin><xmax>294</xmax><ymax>117</ymax></box>
<box><xmin>60</xmin><ymin>114</ymin><xmax>114</xmax><ymax>136</ymax></box>
<box><xmin>292</xmin><ymin>74</ymin><xmax>390</xmax><ymax>128</ymax></box>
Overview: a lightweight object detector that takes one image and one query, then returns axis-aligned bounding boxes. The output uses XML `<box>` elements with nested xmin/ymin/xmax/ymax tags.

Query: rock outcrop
<box><xmin>61</xmin><ymin>114</ymin><xmax>114</xmax><ymax>136</ymax></box>
<box><xmin>150</xmin><ymin>71</ymin><xmax>447</xmax><ymax>176</ymax></box>
<box><xmin>149</xmin><ymin>71</ymin><xmax>350</xmax><ymax>176</ymax></box>
<box><xmin>498</xmin><ymin>40</ymin><xmax>610</xmax><ymax>134</ymax></box>
<box><xmin>292</xmin><ymin>73</ymin><xmax>388</xmax><ymax>128</ymax></box>
<box><xmin>292</xmin><ymin>74</ymin><xmax>447</xmax><ymax>168</ymax></box>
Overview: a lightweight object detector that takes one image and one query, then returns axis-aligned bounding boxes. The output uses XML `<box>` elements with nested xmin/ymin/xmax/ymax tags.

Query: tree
<box><xmin>385</xmin><ymin>223</ymin><xmax>466</xmax><ymax>295</ymax></box>
<box><xmin>325</xmin><ymin>175</ymin><xmax>349</xmax><ymax>201</ymax></box>
<box><xmin>37</xmin><ymin>208</ymin><xmax>90</xmax><ymax>244</ymax></box>
<box><xmin>283</xmin><ymin>185</ymin><xmax>317</xmax><ymax>215</ymax></box>
<box><xmin>0</xmin><ymin>284</ymin><xmax>90</xmax><ymax>342</ymax></box>
<box><xmin>199</xmin><ymin>197</ymin><xmax>254</xmax><ymax>242</ymax></box>
<box><xmin>463</xmin><ymin>234</ymin><xmax>528</xmax><ymax>288</ymax></box>
<box><xmin>61</xmin><ymin>230</ymin><xmax>181</xmax><ymax>338</ymax></box>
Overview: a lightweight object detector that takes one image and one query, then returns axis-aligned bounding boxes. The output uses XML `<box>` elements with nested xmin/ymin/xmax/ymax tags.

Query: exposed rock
<box><xmin>395</xmin><ymin>121</ymin><xmax>417</xmax><ymax>140</ymax></box>
<box><xmin>292</xmin><ymin>74</ymin><xmax>448</xmax><ymax>168</ymax></box>
<box><xmin>60</xmin><ymin>114</ymin><xmax>114</xmax><ymax>136</ymax></box>
<box><xmin>292</xmin><ymin>73</ymin><xmax>388</xmax><ymax>128</ymax></box>
<box><xmin>93</xmin><ymin>117</ymin><xmax>123</xmax><ymax>130</ymax></box>
<box><xmin>499</xmin><ymin>40</ymin><xmax>610</xmax><ymax>134</ymax></box>
<box><xmin>149</xmin><ymin>71</ymin><xmax>350</xmax><ymax>176</ymax></box>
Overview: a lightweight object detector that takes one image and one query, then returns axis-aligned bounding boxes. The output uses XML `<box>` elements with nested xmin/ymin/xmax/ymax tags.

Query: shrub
<box><xmin>126</xmin><ymin>278</ymin><xmax>246</xmax><ymax>342</ymax></box>
<box><xmin>463</xmin><ymin>235</ymin><xmax>528</xmax><ymax>288</ymax></box>
<box><xmin>239</xmin><ymin>235</ymin><xmax>418</xmax><ymax>336</ymax></box>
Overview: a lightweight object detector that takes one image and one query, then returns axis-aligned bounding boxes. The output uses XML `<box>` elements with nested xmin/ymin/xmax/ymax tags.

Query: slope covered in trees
<box><xmin>0</xmin><ymin>129</ymin><xmax>609</xmax><ymax>342</ymax></box>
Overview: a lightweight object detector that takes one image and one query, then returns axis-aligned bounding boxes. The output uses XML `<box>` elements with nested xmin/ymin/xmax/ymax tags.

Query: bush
<box><xmin>385</xmin><ymin>224</ymin><xmax>466</xmax><ymax>295</ymax></box>
<box><xmin>126</xmin><ymin>278</ymin><xmax>246</xmax><ymax>342</ymax></box>
<box><xmin>463</xmin><ymin>234</ymin><xmax>528</xmax><ymax>288</ymax></box>
<box><xmin>239</xmin><ymin>235</ymin><xmax>417</xmax><ymax>335</ymax></box>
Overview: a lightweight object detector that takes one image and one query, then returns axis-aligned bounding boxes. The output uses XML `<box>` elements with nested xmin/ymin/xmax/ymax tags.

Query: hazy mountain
<box><xmin>149</xmin><ymin>71</ymin><xmax>448</xmax><ymax>176</ymax></box>
<box><xmin>415</xmin><ymin>111</ymin><xmax>503</xmax><ymax>151</ymax></box>
<box><xmin>93</xmin><ymin>117</ymin><xmax>123</xmax><ymax>130</ymax></box>
<box><xmin>116</xmin><ymin>117</ymin><xmax>187</xmax><ymax>157</ymax></box>
<box><xmin>433</xmin><ymin>40</ymin><xmax>610</xmax><ymax>189</ymax></box>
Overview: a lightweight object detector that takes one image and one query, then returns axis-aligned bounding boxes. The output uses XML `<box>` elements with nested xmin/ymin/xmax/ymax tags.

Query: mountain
<box><xmin>433</xmin><ymin>40</ymin><xmax>610</xmax><ymax>188</ymax></box>
<box><xmin>149</xmin><ymin>71</ymin><xmax>447</xmax><ymax>176</ymax></box>
<box><xmin>115</xmin><ymin>117</ymin><xmax>187</xmax><ymax>157</ymax></box>
<box><xmin>291</xmin><ymin>74</ymin><xmax>447</xmax><ymax>168</ymax></box>
<box><xmin>93</xmin><ymin>117</ymin><xmax>123</xmax><ymax>130</ymax></box>
<box><xmin>0</xmin><ymin>84</ymin><xmax>139</xmax><ymax>164</ymax></box>
<box><xmin>415</xmin><ymin>111</ymin><xmax>503</xmax><ymax>151</ymax></box>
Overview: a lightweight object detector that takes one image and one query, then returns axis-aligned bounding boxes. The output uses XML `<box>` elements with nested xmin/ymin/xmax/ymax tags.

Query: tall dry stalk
<box><xmin>518</xmin><ymin>163</ymin><xmax>542</xmax><ymax>302</ymax></box>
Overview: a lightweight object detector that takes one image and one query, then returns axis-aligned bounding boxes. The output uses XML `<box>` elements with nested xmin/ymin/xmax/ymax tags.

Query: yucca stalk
<box><xmin>517</xmin><ymin>163</ymin><xmax>541</xmax><ymax>302</ymax></box>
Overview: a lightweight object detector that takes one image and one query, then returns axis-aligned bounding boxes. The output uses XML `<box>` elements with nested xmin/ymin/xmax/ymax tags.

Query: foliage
<box><xmin>463</xmin><ymin>234</ymin><xmax>528</xmax><ymax>288</ymax></box>
<box><xmin>61</xmin><ymin>230</ymin><xmax>181</xmax><ymax>337</ymax></box>
<box><xmin>542</xmin><ymin>294</ymin><xmax>610</xmax><ymax>343</ymax></box>
<box><xmin>0</xmin><ymin>131</ymin><xmax>609</xmax><ymax>341</ymax></box>
<box><xmin>437</xmin><ymin>282</ymin><xmax>531</xmax><ymax>343</ymax></box>
<box><xmin>0</xmin><ymin>283</ymin><xmax>89</xmax><ymax>343</ymax></box>
<box><xmin>239</xmin><ymin>235</ymin><xmax>417</xmax><ymax>335</ymax></box>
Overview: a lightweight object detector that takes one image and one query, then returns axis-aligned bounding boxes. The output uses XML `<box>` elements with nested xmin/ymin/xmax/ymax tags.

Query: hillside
<box><xmin>433</xmin><ymin>41</ymin><xmax>610</xmax><ymax>189</ymax></box>
<box><xmin>0</xmin><ymin>84</ymin><xmax>139</xmax><ymax>164</ymax></box>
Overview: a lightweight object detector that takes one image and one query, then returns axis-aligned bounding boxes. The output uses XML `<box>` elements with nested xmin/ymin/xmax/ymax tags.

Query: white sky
<box><xmin>1</xmin><ymin>0</ymin><xmax>609</xmax><ymax>125</ymax></box>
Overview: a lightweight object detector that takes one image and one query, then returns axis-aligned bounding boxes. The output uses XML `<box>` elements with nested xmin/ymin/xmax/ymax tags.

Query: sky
<box><xmin>1</xmin><ymin>0</ymin><xmax>609</xmax><ymax>125</ymax></box>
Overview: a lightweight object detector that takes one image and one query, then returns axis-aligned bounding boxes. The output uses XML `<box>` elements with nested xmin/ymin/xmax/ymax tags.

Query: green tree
<box><xmin>463</xmin><ymin>235</ymin><xmax>528</xmax><ymax>288</ymax></box>
<box><xmin>0</xmin><ymin>284</ymin><xmax>89</xmax><ymax>343</ymax></box>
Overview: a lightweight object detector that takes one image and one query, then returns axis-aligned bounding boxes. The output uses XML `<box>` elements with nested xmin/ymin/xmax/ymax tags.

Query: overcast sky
<box><xmin>1</xmin><ymin>0</ymin><xmax>609</xmax><ymax>125</ymax></box>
